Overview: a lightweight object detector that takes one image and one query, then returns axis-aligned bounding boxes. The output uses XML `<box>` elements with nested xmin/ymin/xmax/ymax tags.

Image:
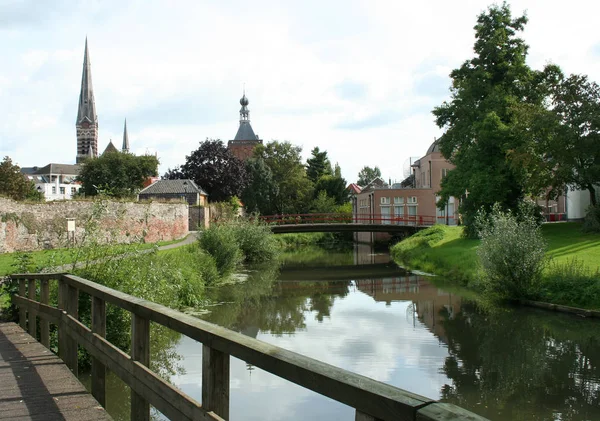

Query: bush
<box><xmin>198</xmin><ymin>224</ymin><xmax>243</xmax><ymax>275</ymax></box>
<box><xmin>582</xmin><ymin>204</ymin><xmax>600</xmax><ymax>233</ymax></box>
<box><xmin>230</xmin><ymin>219</ymin><xmax>280</xmax><ymax>263</ymax></box>
<box><xmin>476</xmin><ymin>204</ymin><xmax>547</xmax><ymax>300</ymax></box>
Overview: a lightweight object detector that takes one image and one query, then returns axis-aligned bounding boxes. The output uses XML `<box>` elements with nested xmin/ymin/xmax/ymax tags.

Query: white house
<box><xmin>22</xmin><ymin>163</ymin><xmax>82</xmax><ymax>201</ymax></box>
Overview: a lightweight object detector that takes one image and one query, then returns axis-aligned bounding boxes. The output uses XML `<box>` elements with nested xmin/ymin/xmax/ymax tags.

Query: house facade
<box><xmin>352</xmin><ymin>140</ymin><xmax>457</xmax><ymax>243</ymax></box>
<box><xmin>22</xmin><ymin>164</ymin><xmax>82</xmax><ymax>201</ymax></box>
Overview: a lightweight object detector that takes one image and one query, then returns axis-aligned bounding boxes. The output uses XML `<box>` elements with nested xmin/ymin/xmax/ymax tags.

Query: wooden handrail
<box><xmin>9</xmin><ymin>273</ymin><xmax>488</xmax><ymax>421</ymax></box>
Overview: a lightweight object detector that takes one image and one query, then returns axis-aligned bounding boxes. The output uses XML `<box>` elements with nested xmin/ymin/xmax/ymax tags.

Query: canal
<box><xmin>98</xmin><ymin>243</ymin><xmax>600</xmax><ymax>421</ymax></box>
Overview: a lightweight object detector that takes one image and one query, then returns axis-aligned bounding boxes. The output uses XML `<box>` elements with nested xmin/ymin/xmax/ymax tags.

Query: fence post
<box><xmin>131</xmin><ymin>314</ymin><xmax>150</xmax><ymax>421</ymax></box>
<box><xmin>18</xmin><ymin>279</ymin><xmax>27</xmax><ymax>330</ymax></box>
<box><xmin>355</xmin><ymin>410</ymin><xmax>383</xmax><ymax>421</ymax></box>
<box><xmin>202</xmin><ymin>344</ymin><xmax>230</xmax><ymax>420</ymax></box>
<box><xmin>91</xmin><ymin>296</ymin><xmax>106</xmax><ymax>407</ymax></box>
<box><xmin>40</xmin><ymin>279</ymin><xmax>50</xmax><ymax>348</ymax></box>
<box><xmin>27</xmin><ymin>279</ymin><xmax>37</xmax><ymax>339</ymax></box>
<box><xmin>58</xmin><ymin>278</ymin><xmax>67</xmax><ymax>362</ymax></box>
<box><xmin>65</xmin><ymin>284</ymin><xmax>79</xmax><ymax>376</ymax></box>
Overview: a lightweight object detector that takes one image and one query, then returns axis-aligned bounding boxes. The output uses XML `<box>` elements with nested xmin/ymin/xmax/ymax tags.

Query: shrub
<box><xmin>476</xmin><ymin>203</ymin><xmax>547</xmax><ymax>300</ymax></box>
<box><xmin>198</xmin><ymin>224</ymin><xmax>243</xmax><ymax>275</ymax></box>
<box><xmin>582</xmin><ymin>204</ymin><xmax>600</xmax><ymax>233</ymax></box>
<box><xmin>230</xmin><ymin>219</ymin><xmax>280</xmax><ymax>263</ymax></box>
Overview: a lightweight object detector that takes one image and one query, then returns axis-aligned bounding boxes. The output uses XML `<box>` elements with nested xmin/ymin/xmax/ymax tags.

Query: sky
<box><xmin>2</xmin><ymin>0</ymin><xmax>600</xmax><ymax>184</ymax></box>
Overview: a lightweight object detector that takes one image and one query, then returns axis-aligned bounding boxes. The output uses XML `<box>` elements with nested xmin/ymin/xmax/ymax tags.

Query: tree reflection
<box><xmin>438</xmin><ymin>303</ymin><xmax>600</xmax><ymax>421</ymax></box>
<box><xmin>203</xmin><ymin>264</ymin><xmax>349</xmax><ymax>336</ymax></box>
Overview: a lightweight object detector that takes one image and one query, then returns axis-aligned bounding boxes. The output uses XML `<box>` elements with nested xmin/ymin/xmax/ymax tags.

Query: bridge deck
<box><xmin>0</xmin><ymin>322</ymin><xmax>112</xmax><ymax>421</ymax></box>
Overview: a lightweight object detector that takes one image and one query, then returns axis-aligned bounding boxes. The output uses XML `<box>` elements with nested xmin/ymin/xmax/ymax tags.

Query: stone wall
<box><xmin>0</xmin><ymin>198</ymin><xmax>189</xmax><ymax>253</ymax></box>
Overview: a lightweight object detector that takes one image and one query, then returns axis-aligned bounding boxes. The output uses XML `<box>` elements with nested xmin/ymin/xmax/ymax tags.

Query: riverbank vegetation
<box><xmin>391</xmin><ymin>222</ymin><xmax>600</xmax><ymax>309</ymax></box>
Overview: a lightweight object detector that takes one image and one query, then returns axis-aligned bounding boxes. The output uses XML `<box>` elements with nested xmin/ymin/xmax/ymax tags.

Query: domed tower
<box><xmin>227</xmin><ymin>91</ymin><xmax>263</xmax><ymax>161</ymax></box>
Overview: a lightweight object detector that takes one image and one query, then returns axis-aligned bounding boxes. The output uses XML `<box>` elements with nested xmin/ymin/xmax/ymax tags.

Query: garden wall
<box><xmin>0</xmin><ymin>198</ymin><xmax>188</xmax><ymax>253</ymax></box>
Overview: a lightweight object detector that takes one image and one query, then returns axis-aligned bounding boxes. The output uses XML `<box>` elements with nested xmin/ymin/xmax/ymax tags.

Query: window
<box><xmin>71</xmin><ymin>187</ymin><xmax>76</xmax><ymax>194</ymax></box>
<box><xmin>394</xmin><ymin>205</ymin><xmax>404</xmax><ymax>225</ymax></box>
<box><xmin>380</xmin><ymin>197</ymin><xmax>390</xmax><ymax>205</ymax></box>
<box><xmin>407</xmin><ymin>205</ymin><xmax>417</xmax><ymax>225</ymax></box>
<box><xmin>407</xmin><ymin>196</ymin><xmax>418</xmax><ymax>204</ymax></box>
<box><xmin>60</xmin><ymin>187</ymin><xmax>65</xmax><ymax>194</ymax></box>
<box><xmin>52</xmin><ymin>186</ymin><xmax>56</xmax><ymax>194</ymax></box>
<box><xmin>441</xmin><ymin>168</ymin><xmax>449</xmax><ymax>178</ymax></box>
<box><xmin>380</xmin><ymin>206</ymin><xmax>391</xmax><ymax>224</ymax></box>
<box><xmin>393</xmin><ymin>197</ymin><xmax>404</xmax><ymax>204</ymax></box>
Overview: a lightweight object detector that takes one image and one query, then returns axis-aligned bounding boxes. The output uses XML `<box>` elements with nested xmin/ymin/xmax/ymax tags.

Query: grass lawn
<box><xmin>390</xmin><ymin>222</ymin><xmax>600</xmax><ymax>309</ymax></box>
<box><xmin>0</xmin><ymin>237</ymin><xmax>185</xmax><ymax>277</ymax></box>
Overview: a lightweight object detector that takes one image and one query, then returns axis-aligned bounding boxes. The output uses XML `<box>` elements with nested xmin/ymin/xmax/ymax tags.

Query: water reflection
<box><xmin>104</xmin><ymin>243</ymin><xmax>600</xmax><ymax>421</ymax></box>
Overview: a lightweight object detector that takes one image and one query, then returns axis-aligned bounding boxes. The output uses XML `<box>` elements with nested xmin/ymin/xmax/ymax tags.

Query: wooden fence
<box><xmin>10</xmin><ymin>273</ymin><xmax>488</xmax><ymax>421</ymax></box>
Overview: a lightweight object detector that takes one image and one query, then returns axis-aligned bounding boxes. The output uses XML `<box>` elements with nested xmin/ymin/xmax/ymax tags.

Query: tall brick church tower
<box><xmin>75</xmin><ymin>38</ymin><xmax>98</xmax><ymax>163</ymax></box>
<box><xmin>227</xmin><ymin>92</ymin><xmax>262</xmax><ymax>161</ymax></box>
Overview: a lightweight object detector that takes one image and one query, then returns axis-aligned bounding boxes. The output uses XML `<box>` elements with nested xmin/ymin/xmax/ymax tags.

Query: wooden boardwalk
<box><xmin>0</xmin><ymin>322</ymin><xmax>112</xmax><ymax>421</ymax></box>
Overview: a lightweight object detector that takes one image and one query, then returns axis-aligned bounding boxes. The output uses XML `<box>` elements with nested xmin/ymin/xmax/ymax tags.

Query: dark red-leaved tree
<box><xmin>165</xmin><ymin>139</ymin><xmax>249</xmax><ymax>202</ymax></box>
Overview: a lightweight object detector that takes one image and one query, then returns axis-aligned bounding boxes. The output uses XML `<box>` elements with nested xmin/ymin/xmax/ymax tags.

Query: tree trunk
<box><xmin>589</xmin><ymin>185</ymin><xmax>597</xmax><ymax>207</ymax></box>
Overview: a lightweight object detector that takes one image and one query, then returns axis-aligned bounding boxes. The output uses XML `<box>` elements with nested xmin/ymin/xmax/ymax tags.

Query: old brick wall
<box><xmin>0</xmin><ymin>198</ymin><xmax>188</xmax><ymax>253</ymax></box>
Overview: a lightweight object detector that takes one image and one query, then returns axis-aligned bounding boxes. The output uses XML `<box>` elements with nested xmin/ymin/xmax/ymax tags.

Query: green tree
<box><xmin>253</xmin><ymin>141</ymin><xmax>313</xmax><ymax>214</ymax></box>
<box><xmin>0</xmin><ymin>156</ymin><xmax>42</xmax><ymax>201</ymax></box>
<box><xmin>357</xmin><ymin>166</ymin><xmax>381</xmax><ymax>186</ymax></box>
<box><xmin>241</xmin><ymin>157</ymin><xmax>279</xmax><ymax>215</ymax></box>
<box><xmin>305</xmin><ymin>147</ymin><xmax>332</xmax><ymax>183</ymax></box>
<box><xmin>433</xmin><ymin>3</ymin><xmax>546</xmax><ymax>236</ymax></box>
<box><xmin>78</xmin><ymin>152</ymin><xmax>159</xmax><ymax>197</ymax></box>
<box><xmin>313</xmin><ymin>175</ymin><xmax>348</xmax><ymax>205</ymax></box>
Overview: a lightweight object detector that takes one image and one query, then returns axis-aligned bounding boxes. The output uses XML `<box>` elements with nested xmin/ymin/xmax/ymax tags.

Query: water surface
<box><xmin>101</xmin><ymin>244</ymin><xmax>600</xmax><ymax>421</ymax></box>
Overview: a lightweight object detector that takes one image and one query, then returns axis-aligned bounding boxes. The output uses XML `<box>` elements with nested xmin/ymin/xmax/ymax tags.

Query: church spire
<box><xmin>75</xmin><ymin>37</ymin><xmax>99</xmax><ymax>163</ymax></box>
<box><xmin>76</xmin><ymin>37</ymin><xmax>97</xmax><ymax>125</ymax></box>
<box><xmin>122</xmin><ymin>119</ymin><xmax>130</xmax><ymax>153</ymax></box>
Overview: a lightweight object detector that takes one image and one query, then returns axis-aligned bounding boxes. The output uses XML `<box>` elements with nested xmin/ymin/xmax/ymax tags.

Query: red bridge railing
<box><xmin>259</xmin><ymin>213</ymin><xmax>450</xmax><ymax>227</ymax></box>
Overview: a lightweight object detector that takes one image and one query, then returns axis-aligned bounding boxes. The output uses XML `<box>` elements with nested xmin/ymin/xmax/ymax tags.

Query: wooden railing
<box><xmin>10</xmin><ymin>273</ymin><xmax>488</xmax><ymax>421</ymax></box>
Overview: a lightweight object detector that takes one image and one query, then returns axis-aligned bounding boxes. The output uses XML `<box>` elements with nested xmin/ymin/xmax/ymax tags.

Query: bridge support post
<box><xmin>18</xmin><ymin>279</ymin><xmax>26</xmax><ymax>330</ymax></box>
<box><xmin>202</xmin><ymin>345</ymin><xmax>230</xmax><ymax>419</ymax></box>
<box><xmin>27</xmin><ymin>279</ymin><xmax>37</xmax><ymax>339</ymax></box>
<box><xmin>65</xmin><ymin>284</ymin><xmax>79</xmax><ymax>376</ymax></box>
<box><xmin>355</xmin><ymin>410</ymin><xmax>383</xmax><ymax>421</ymax></box>
<box><xmin>40</xmin><ymin>279</ymin><xmax>50</xmax><ymax>348</ymax></box>
<box><xmin>131</xmin><ymin>314</ymin><xmax>150</xmax><ymax>421</ymax></box>
<box><xmin>92</xmin><ymin>296</ymin><xmax>106</xmax><ymax>407</ymax></box>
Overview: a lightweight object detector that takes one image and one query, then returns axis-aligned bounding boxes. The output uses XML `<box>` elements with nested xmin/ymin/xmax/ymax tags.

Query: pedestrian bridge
<box><xmin>7</xmin><ymin>273</ymin><xmax>487</xmax><ymax>421</ymax></box>
<box><xmin>260</xmin><ymin>213</ymin><xmax>445</xmax><ymax>234</ymax></box>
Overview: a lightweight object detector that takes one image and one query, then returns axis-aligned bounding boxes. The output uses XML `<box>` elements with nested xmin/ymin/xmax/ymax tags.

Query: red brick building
<box><xmin>352</xmin><ymin>139</ymin><xmax>457</xmax><ymax>243</ymax></box>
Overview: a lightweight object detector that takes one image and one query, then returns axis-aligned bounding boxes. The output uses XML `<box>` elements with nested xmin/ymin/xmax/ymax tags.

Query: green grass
<box><xmin>0</xmin><ymin>237</ymin><xmax>184</xmax><ymax>276</ymax></box>
<box><xmin>390</xmin><ymin>222</ymin><xmax>600</xmax><ymax>309</ymax></box>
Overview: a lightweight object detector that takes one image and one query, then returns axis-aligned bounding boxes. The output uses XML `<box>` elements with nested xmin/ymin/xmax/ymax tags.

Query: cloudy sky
<box><xmin>2</xmin><ymin>0</ymin><xmax>599</xmax><ymax>183</ymax></box>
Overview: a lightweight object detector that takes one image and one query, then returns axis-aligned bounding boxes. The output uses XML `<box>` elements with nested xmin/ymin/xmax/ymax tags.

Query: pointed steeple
<box><xmin>75</xmin><ymin>38</ymin><xmax>99</xmax><ymax>164</ymax></box>
<box><xmin>122</xmin><ymin>119</ymin><xmax>130</xmax><ymax>153</ymax></box>
<box><xmin>76</xmin><ymin>37</ymin><xmax>97</xmax><ymax>125</ymax></box>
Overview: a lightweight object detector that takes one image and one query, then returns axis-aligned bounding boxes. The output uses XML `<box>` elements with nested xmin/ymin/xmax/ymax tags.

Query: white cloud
<box><xmin>1</xmin><ymin>0</ymin><xmax>599</xmax><ymax>182</ymax></box>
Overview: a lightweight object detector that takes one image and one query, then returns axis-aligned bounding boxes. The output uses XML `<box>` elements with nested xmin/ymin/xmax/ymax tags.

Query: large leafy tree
<box><xmin>253</xmin><ymin>141</ymin><xmax>313</xmax><ymax>214</ymax></box>
<box><xmin>433</xmin><ymin>2</ymin><xmax>546</xmax><ymax>234</ymax></box>
<box><xmin>512</xmin><ymin>71</ymin><xmax>600</xmax><ymax>207</ymax></box>
<box><xmin>166</xmin><ymin>139</ymin><xmax>248</xmax><ymax>202</ymax></box>
<box><xmin>306</xmin><ymin>147</ymin><xmax>332</xmax><ymax>183</ymax></box>
<box><xmin>313</xmin><ymin>175</ymin><xmax>348</xmax><ymax>206</ymax></box>
<box><xmin>78</xmin><ymin>151</ymin><xmax>159</xmax><ymax>197</ymax></box>
<box><xmin>357</xmin><ymin>166</ymin><xmax>381</xmax><ymax>186</ymax></box>
<box><xmin>241</xmin><ymin>157</ymin><xmax>279</xmax><ymax>215</ymax></box>
<box><xmin>0</xmin><ymin>156</ymin><xmax>42</xmax><ymax>201</ymax></box>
